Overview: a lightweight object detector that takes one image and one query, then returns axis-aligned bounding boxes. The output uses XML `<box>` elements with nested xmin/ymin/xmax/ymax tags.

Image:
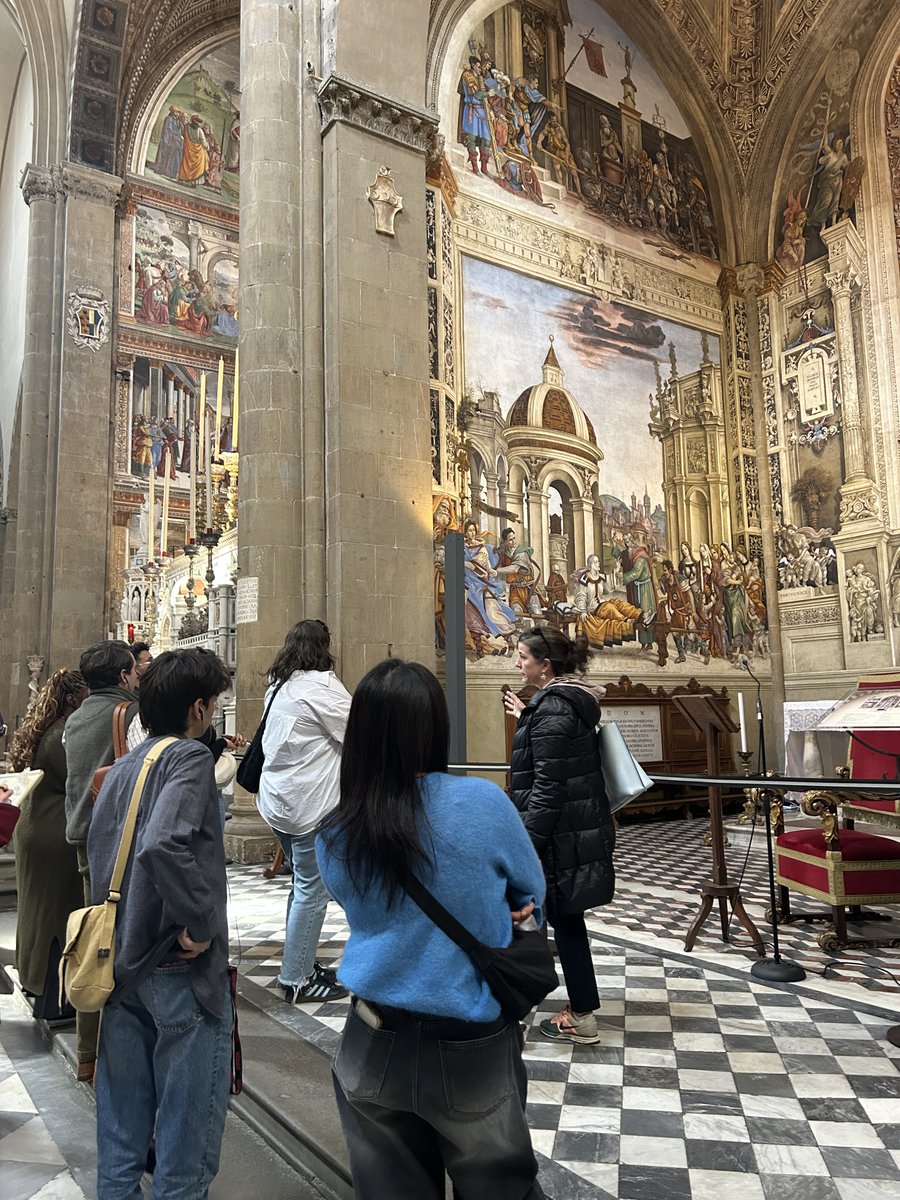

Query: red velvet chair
<box><xmin>775</xmin><ymin>791</ymin><xmax>900</xmax><ymax>951</ymax></box>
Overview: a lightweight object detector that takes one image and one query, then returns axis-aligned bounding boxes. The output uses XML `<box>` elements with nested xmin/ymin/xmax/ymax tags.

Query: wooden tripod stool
<box><xmin>674</xmin><ymin>694</ymin><xmax>765</xmax><ymax>957</ymax></box>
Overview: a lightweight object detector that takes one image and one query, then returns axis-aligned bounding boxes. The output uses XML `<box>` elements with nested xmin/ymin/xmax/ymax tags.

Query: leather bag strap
<box><xmin>106</xmin><ymin>737</ymin><xmax>178</xmax><ymax>902</ymax></box>
<box><xmin>112</xmin><ymin>702</ymin><xmax>130</xmax><ymax>761</ymax></box>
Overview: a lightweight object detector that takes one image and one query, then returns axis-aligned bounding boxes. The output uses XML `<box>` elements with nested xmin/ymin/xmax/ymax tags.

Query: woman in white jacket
<box><xmin>258</xmin><ymin>620</ymin><xmax>351</xmax><ymax>1003</ymax></box>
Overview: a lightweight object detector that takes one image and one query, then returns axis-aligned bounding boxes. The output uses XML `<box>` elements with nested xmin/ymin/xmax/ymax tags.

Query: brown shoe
<box><xmin>76</xmin><ymin>1059</ymin><xmax>96</xmax><ymax>1086</ymax></box>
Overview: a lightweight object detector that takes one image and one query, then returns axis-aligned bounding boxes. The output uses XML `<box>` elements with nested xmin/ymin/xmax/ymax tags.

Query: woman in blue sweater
<box><xmin>316</xmin><ymin>659</ymin><xmax>548</xmax><ymax>1200</ymax></box>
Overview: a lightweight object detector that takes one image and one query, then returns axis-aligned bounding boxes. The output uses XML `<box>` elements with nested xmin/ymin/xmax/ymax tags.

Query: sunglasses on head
<box><xmin>531</xmin><ymin>626</ymin><xmax>553</xmax><ymax>662</ymax></box>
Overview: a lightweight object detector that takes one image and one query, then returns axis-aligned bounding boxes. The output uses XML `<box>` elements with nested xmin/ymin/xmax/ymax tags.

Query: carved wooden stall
<box><xmin>504</xmin><ymin>675</ymin><xmax>737</xmax><ymax>818</ymax></box>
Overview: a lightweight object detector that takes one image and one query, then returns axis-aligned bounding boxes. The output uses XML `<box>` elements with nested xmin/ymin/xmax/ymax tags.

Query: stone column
<box><xmin>570</xmin><ymin>496</ymin><xmax>592</xmax><ymax>568</ymax></box>
<box><xmin>8</xmin><ymin>165</ymin><xmax>62</xmax><ymax>713</ymax></box>
<box><xmin>232</xmin><ymin>0</ymin><xmax>306</xmax><ymax>863</ymax></box>
<box><xmin>46</xmin><ymin>164</ymin><xmax>123</xmax><ymax>668</ymax></box>
<box><xmin>821</xmin><ymin>223</ymin><xmax>881</xmax><ymax>528</ymax></box>
<box><xmin>733</xmin><ymin>262</ymin><xmax>787</xmax><ymax>763</ymax></box>
<box><xmin>318</xmin><ymin>80</ymin><xmax>439</xmax><ymax>684</ymax></box>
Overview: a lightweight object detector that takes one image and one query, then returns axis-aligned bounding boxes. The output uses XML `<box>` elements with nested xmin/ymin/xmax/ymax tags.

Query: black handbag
<box><xmin>404</xmin><ymin>875</ymin><xmax>558</xmax><ymax>1021</ymax></box>
<box><xmin>235</xmin><ymin>682</ymin><xmax>284</xmax><ymax>794</ymax></box>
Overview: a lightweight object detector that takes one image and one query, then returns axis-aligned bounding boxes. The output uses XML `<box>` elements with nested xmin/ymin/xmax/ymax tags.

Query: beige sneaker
<box><xmin>538</xmin><ymin>1007</ymin><xmax>601</xmax><ymax>1044</ymax></box>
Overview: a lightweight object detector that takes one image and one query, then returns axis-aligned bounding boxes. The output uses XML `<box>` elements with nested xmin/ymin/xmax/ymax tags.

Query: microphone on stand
<box><xmin>740</xmin><ymin>655</ymin><xmax>806</xmax><ymax>983</ymax></box>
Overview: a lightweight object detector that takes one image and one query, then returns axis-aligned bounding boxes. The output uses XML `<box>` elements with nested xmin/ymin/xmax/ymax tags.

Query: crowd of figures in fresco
<box><xmin>456</xmin><ymin>43</ymin><xmax>717</xmax><ymax>257</ymax></box>
<box><xmin>130</xmin><ymin>410</ymin><xmax>233</xmax><ymax>480</ymax></box>
<box><xmin>134</xmin><ymin>253</ymin><xmax>238</xmax><ymax>340</ymax></box>
<box><xmin>433</xmin><ymin>498</ymin><xmax>767</xmax><ymax>668</ymax></box>
<box><xmin>149</xmin><ymin>104</ymin><xmax>239</xmax><ymax>192</ymax></box>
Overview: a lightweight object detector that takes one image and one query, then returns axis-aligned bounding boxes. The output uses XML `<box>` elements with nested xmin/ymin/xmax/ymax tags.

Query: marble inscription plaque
<box><xmin>599</xmin><ymin>705</ymin><xmax>663</xmax><ymax>761</ymax></box>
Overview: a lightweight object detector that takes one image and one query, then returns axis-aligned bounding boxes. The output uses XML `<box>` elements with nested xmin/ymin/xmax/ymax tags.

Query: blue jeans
<box><xmin>274</xmin><ymin>828</ymin><xmax>330</xmax><ymax>987</ymax></box>
<box><xmin>95</xmin><ymin>965</ymin><xmax>232</xmax><ymax>1200</ymax></box>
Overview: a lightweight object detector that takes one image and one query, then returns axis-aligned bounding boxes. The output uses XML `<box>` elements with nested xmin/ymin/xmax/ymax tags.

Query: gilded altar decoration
<box><xmin>66</xmin><ymin>288</ymin><xmax>111</xmax><ymax>350</ymax></box>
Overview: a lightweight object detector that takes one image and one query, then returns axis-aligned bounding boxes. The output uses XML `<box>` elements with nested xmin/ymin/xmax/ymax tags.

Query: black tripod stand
<box><xmin>743</xmin><ymin>659</ymin><xmax>806</xmax><ymax>984</ymax></box>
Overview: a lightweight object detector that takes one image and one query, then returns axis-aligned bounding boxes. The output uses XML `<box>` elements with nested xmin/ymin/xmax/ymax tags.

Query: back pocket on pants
<box><xmin>439</xmin><ymin>1025</ymin><xmax>514</xmax><ymax>1117</ymax></box>
<box><xmin>334</xmin><ymin>1008</ymin><xmax>396</xmax><ymax>1101</ymax></box>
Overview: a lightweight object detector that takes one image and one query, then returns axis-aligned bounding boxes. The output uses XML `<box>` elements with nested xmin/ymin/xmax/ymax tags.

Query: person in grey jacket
<box><xmin>87</xmin><ymin>647</ymin><xmax>232</xmax><ymax>1200</ymax></box>
<box><xmin>62</xmin><ymin>639</ymin><xmax>139</xmax><ymax>1078</ymax></box>
<box><xmin>64</xmin><ymin>640</ymin><xmax>140</xmax><ymax>848</ymax></box>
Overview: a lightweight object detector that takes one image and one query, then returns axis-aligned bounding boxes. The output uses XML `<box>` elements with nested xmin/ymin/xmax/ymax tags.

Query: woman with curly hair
<box><xmin>10</xmin><ymin>668</ymin><xmax>88</xmax><ymax>1020</ymax></box>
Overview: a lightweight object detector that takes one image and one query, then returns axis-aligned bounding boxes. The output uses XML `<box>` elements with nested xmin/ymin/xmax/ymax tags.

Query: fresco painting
<box><xmin>132</xmin><ymin>204</ymin><xmax>238</xmax><ymax>343</ymax></box>
<box><xmin>143</xmin><ymin>42</ymin><xmax>240</xmax><ymax>205</ymax></box>
<box><xmin>438</xmin><ymin>256</ymin><xmax>768</xmax><ymax>673</ymax></box>
<box><xmin>128</xmin><ymin>356</ymin><xmax>235</xmax><ymax>488</ymax></box>
<box><xmin>451</xmin><ymin>0</ymin><xmax>717</xmax><ymax>258</ymax></box>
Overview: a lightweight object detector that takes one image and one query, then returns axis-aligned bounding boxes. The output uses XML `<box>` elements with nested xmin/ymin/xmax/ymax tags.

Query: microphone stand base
<box><xmin>751</xmin><ymin>957</ymin><xmax>806</xmax><ymax>984</ymax></box>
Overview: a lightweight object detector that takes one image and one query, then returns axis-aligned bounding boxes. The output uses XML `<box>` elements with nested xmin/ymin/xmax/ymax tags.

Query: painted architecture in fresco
<box><xmin>450</xmin><ymin>0</ymin><xmax>717</xmax><ymax>260</ymax></box>
<box><xmin>432</xmin><ymin>257</ymin><xmax>763</xmax><ymax>672</ymax></box>
<box><xmin>113</xmin><ymin>40</ymin><xmax>239</xmax><ymax>567</ymax></box>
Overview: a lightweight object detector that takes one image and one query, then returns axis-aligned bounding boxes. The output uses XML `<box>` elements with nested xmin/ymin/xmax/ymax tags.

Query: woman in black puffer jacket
<box><xmin>505</xmin><ymin>625</ymin><xmax>614</xmax><ymax>1045</ymax></box>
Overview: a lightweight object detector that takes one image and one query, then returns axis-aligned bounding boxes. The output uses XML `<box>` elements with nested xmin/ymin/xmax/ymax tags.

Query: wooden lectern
<box><xmin>673</xmin><ymin>694</ymin><xmax>765</xmax><ymax>956</ymax></box>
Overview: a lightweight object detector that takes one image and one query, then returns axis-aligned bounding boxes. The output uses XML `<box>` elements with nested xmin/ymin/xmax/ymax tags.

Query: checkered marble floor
<box><xmin>226</xmin><ymin>816</ymin><xmax>900</xmax><ymax>1200</ymax></box>
<box><xmin>0</xmin><ymin>995</ymin><xmax>88</xmax><ymax>1200</ymax></box>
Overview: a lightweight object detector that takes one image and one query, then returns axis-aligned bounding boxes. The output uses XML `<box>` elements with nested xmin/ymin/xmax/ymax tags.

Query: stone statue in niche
<box><xmin>776</xmin><ymin>524</ymin><xmax>836</xmax><ymax>593</ymax></box>
<box><xmin>846</xmin><ymin>562</ymin><xmax>881</xmax><ymax>642</ymax></box>
<box><xmin>890</xmin><ymin>574</ymin><xmax>900</xmax><ymax>628</ymax></box>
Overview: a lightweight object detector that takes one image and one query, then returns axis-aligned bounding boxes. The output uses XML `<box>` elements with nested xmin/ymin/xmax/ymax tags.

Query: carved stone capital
<box><xmin>0</xmin><ymin>506</ymin><xmax>17</xmax><ymax>523</ymax></box>
<box><xmin>20</xmin><ymin>164</ymin><xmax>61</xmax><ymax>206</ymax></box>
<box><xmin>825</xmin><ymin>268</ymin><xmax>861</xmax><ymax>299</ymax></box>
<box><xmin>318</xmin><ymin>73</ymin><xmax>440</xmax><ymax>156</ymax></box>
<box><xmin>59</xmin><ymin>163</ymin><xmax>125</xmax><ymax>206</ymax></box>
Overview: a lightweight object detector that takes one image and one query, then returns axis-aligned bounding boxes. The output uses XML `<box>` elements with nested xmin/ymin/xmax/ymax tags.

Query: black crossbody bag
<box><xmin>403</xmin><ymin>875</ymin><xmax>558</xmax><ymax>1021</ymax></box>
<box><xmin>235</xmin><ymin>682</ymin><xmax>284</xmax><ymax>794</ymax></box>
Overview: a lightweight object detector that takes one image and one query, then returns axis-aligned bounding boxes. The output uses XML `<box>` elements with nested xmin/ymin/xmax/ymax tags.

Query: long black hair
<box><xmin>267</xmin><ymin>619</ymin><xmax>334</xmax><ymax>684</ymax></box>
<box><xmin>319</xmin><ymin>659</ymin><xmax>449</xmax><ymax>905</ymax></box>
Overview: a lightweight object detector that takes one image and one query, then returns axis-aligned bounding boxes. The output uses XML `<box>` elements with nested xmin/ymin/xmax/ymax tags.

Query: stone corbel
<box><xmin>318</xmin><ymin>73</ymin><xmax>440</xmax><ymax>156</ymax></box>
<box><xmin>59</xmin><ymin>162</ymin><xmax>124</xmax><ymax>206</ymax></box>
<box><xmin>0</xmin><ymin>506</ymin><xmax>17</xmax><ymax>524</ymax></box>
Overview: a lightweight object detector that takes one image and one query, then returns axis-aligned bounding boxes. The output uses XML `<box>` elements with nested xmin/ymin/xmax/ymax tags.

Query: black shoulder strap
<box><xmin>258</xmin><ymin>681</ymin><xmax>285</xmax><ymax>732</ymax></box>
<box><xmin>403</xmin><ymin>875</ymin><xmax>486</xmax><ymax>960</ymax></box>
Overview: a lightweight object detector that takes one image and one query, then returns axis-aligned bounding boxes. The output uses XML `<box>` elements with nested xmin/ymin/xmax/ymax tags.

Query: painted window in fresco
<box><xmin>142</xmin><ymin>43</ymin><xmax>240</xmax><ymax>206</ymax></box>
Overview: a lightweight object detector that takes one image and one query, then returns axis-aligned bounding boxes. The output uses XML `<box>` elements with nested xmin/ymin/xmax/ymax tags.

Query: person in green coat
<box><xmin>9</xmin><ymin>668</ymin><xmax>88</xmax><ymax>1020</ymax></box>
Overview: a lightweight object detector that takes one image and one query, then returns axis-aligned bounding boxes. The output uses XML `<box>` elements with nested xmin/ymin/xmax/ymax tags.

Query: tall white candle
<box><xmin>189</xmin><ymin>415</ymin><xmax>197</xmax><ymax>541</ymax></box>
<box><xmin>205</xmin><ymin>414</ymin><xmax>213</xmax><ymax>530</ymax></box>
<box><xmin>232</xmin><ymin>348</ymin><xmax>239</xmax><ymax>451</ymax></box>
<box><xmin>737</xmin><ymin>692</ymin><xmax>747</xmax><ymax>753</ymax></box>
<box><xmin>148</xmin><ymin>456</ymin><xmax>155</xmax><ymax>560</ymax></box>
<box><xmin>198</xmin><ymin>373</ymin><xmax>207</xmax><ymax>462</ymax></box>
<box><xmin>161</xmin><ymin>447</ymin><xmax>171</xmax><ymax>555</ymax></box>
<box><xmin>214</xmin><ymin>356</ymin><xmax>224</xmax><ymax>457</ymax></box>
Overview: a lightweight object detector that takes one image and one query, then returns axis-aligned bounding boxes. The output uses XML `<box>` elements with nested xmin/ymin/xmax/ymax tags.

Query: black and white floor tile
<box><xmin>226</xmin><ymin>817</ymin><xmax>900</xmax><ymax>1199</ymax></box>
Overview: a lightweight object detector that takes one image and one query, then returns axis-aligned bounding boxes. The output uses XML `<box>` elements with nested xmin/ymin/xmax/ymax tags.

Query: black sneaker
<box><xmin>314</xmin><ymin>959</ymin><xmax>339</xmax><ymax>982</ymax></box>
<box><xmin>283</xmin><ymin>966</ymin><xmax>348</xmax><ymax>1004</ymax></box>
